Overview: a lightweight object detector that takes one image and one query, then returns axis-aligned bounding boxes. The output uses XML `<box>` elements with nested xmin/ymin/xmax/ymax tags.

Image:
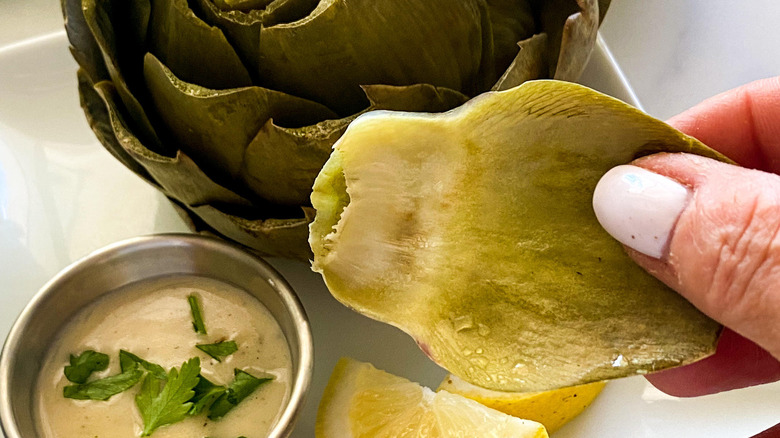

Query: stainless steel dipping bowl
<box><xmin>0</xmin><ymin>233</ymin><xmax>313</xmax><ymax>438</ymax></box>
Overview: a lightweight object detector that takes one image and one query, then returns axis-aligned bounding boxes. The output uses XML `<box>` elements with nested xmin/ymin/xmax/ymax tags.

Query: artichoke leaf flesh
<box><xmin>310</xmin><ymin>80</ymin><xmax>724</xmax><ymax>392</ymax></box>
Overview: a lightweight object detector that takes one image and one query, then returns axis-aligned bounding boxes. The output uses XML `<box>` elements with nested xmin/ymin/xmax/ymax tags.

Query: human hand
<box><xmin>592</xmin><ymin>77</ymin><xmax>780</xmax><ymax>404</ymax></box>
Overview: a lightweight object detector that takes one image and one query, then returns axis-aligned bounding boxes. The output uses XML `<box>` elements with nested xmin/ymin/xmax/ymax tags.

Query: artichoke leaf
<box><xmin>484</xmin><ymin>0</ymin><xmax>536</xmax><ymax>74</ymax></box>
<box><xmin>90</xmin><ymin>79</ymin><xmax>255</xmax><ymax>208</ymax></box>
<box><xmin>533</xmin><ymin>0</ymin><xmax>600</xmax><ymax>80</ymax></box>
<box><xmin>261</xmin><ymin>0</ymin><xmax>320</xmax><ymax>26</ymax></box>
<box><xmin>310</xmin><ymin>80</ymin><xmax>726</xmax><ymax>392</ymax></box>
<box><xmin>62</xmin><ymin>0</ymin><xmax>108</xmax><ymax>83</ymax></box>
<box><xmin>190</xmin><ymin>0</ymin><xmax>265</xmax><ymax>76</ymax></box>
<box><xmin>189</xmin><ymin>204</ymin><xmax>312</xmax><ymax>259</ymax></box>
<box><xmin>190</xmin><ymin>0</ymin><xmax>319</xmax><ymax>77</ymax></box>
<box><xmin>147</xmin><ymin>0</ymin><xmax>253</xmax><ymax>89</ymax></box>
<box><xmin>142</xmin><ymin>52</ymin><xmax>337</xmax><ymax>194</ymax></box>
<box><xmin>81</xmin><ymin>0</ymin><xmax>163</xmax><ymax>151</ymax></box>
<box><xmin>553</xmin><ymin>0</ymin><xmax>599</xmax><ymax>81</ymax></box>
<box><xmin>212</xmin><ymin>0</ymin><xmax>273</xmax><ymax>11</ymax></box>
<box><xmin>239</xmin><ymin>83</ymin><xmax>469</xmax><ymax>206</ymax></box>
<box><xmin>256</xmin><ymin>0</ymin><xmax>488</xmax><ymax>115</ymax></box>
<box><xmin>82</xmin><ymin>68</ymin><xmax>313</xmax><ymax>258</ymax></box>
<box><xmin>77</xmin><ymin>69</ymin><xmax>157</xmax><ymax>186</ymax></box>
<box><xmin>492</xmin><ymin>33</ymin><xmax>548</xmax><ymax>91</ymax></box>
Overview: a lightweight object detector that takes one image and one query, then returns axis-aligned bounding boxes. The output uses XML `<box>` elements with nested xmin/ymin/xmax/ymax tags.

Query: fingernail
<box><xmin>592</xmin><ymin>165</ymin><xmax>691</xmax><ymax>259</ymax></box>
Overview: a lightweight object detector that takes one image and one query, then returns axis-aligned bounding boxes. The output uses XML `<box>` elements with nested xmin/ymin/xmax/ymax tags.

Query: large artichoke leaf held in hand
<box><xmin>309</xmin><ymin>80</ymin><xmax>725</xmax><ymax>392</ymax></box>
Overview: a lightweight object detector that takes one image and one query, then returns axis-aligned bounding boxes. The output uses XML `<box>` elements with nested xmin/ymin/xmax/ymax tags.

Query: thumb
<box><xmin>592</xmin><ymin>152</ymin><xmax>780</xmax><ymax>393</ymax></box>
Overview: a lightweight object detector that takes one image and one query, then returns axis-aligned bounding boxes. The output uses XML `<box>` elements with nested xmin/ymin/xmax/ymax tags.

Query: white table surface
<box><xmin>1</xmin><ymin>1</ymin><xmax>779</xmax><ymax>437</ymax></box>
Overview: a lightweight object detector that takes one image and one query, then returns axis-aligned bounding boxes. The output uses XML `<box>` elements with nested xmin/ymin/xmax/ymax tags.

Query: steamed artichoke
<box><xmin>63</xmin><ymin>0</ymin><xmax>610</xmax><ymax>258</ymax></box>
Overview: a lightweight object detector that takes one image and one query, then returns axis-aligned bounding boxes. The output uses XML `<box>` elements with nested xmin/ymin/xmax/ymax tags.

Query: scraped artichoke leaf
<box><xmin>310</xmin><ymin>80</ymin><xmax>725</xmax><ymax>392</ymax></box>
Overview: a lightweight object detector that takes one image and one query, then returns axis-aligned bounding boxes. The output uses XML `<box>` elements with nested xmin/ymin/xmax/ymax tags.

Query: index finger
<box><xmin>667</xmin><ymin>76</ymin><xmax>780</xmax><ymax>172</ymax></box>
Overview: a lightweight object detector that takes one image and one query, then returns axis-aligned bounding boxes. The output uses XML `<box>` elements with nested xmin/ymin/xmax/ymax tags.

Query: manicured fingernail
<box><xmin>592</xmin><ymin>165</ymin><xmax>691</xmax><ymax>259</ymax></box>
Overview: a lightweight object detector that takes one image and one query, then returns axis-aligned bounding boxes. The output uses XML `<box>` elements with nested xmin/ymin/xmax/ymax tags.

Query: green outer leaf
<box><xmin>77</xmin><ymin>70</ymin><xmax>160</xmax><ymax>186</ymax></box>
<box><xmin>81</xmin><ymin>0</ymin><xmax>164</xmax><ymax>152</ymax></box>
<box><xmin>196</xmin><ymin>341</ymin><xmax>238</xmax><ymax>362</ymax></box>
<box><xmin>190</xmin><ymin>0</ymin><xmax>265</xmax><ymax>77</ymax></box>
<box><xmin>147</xmin><ymin>0</ymin><xmax>252</xmax><ymax>89</ymax></box>
<box><xmin>256</xmin><ymin>0</ymin><xmax>487</xmax><ymax>115</ymax></box>
<box><xmin>190</xmin><ymin>0</ymin><xmax>320</xmax><ymax>79</ymax></box>
<box><xmin>89</xmin><ymin>79</ymin><xmax>254</xmax><ymax>207</ymax></box>
<box><xmin>143</xmin><ymin>52</ymin><xmax>338</xmax><ymax>186</ymax></box>
<box><xmin>137</xmin><ymin>357</ymin><xmax>201</xmax><ymax>437</ymax></box>
<box><xmin>64</xmin><ymin>350</ymin><xmax>109</xmax><ymax>384</ymax></box>
<box><xmin>62</xmin><ymin>0</ymin><xmax>109</xmax><ymax>83</ymax></box>
<box><xmin>63</xmin><ymin>368</ymin><xmax>144</xmax><ymax>401</ymax></box>
<box><xmin>311</xmin><ymin>80</ymin><xmax>728</xmax><ymax>392</ymax></box>
<box><xmin>85</xmin><ymin>74</ymin><xmax>317</xmax><ymax>258</ymax></box>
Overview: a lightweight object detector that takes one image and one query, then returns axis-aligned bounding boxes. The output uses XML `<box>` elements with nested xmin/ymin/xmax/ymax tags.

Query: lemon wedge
<box><xmin>316</xmin><ymin>358</ymin><xmax>549</xmax><ymax>438</ymax></box>
<box><xmin>438</xmin><ymin>374</ymin><xmax>605</xmax><ymax>433</ymax></box>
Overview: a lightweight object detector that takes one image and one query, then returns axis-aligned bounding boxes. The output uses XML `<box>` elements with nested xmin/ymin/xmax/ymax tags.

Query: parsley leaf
<box><xmin>195</xmin><ymin>341</ymin><xmax>238</xmax><ymax>362</ymax></box>
<box><xmin>207</xmin><ymin>369</ymin><xmax>273</xmax><ymax>420</ymax></box>
<box><xmin>63</xmin><ymin>368</ymin><xmax>144</xmax><ymax>400</ymax></box>
<box><xmin>188</xmin><ymin>294</ymin><xmax>207</xmax><ymax>335</ymax></box>
<box><xmin>64</xmin><ymin>350</ymin><xmax>109</xmax><ymax>384</ymax></box>
<box><xmin>188</xmin><ymin>375</ymin><xmax>227</xmax><ymax>416</ymax></box>
<box><xmin>119</xmin><ymin>350</ymin><xmax>167</xmax><ymax>380</ymax></box>
<box><xmin>136</xmin><ymin>357</ymin><xmax>201</xmax><ymax>437</ymax></box>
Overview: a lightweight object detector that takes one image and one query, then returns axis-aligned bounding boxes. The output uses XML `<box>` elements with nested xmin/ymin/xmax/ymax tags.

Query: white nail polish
<box><xmin>592</xmin><ymin>165</ymin><xmax>691</xmax><ymax>259</ymax></box>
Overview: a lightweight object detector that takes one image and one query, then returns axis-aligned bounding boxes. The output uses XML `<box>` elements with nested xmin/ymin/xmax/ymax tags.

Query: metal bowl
<box><xmin>0</xmin><ymin>233</ymin><xmax>313</xmax><ymax>438</ymax></box>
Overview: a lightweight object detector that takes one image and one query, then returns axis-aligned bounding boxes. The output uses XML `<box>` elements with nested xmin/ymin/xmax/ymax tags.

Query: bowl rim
<box><xmin>0</xmin><ymin>232</ymin><xmax>314</xmax><ymax>438</ymax></box>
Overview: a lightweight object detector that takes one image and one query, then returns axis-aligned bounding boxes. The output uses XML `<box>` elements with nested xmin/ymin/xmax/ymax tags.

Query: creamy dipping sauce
<box><xmin>35</xmin><ymin>276</ymin><xmax>292</xmax><ymax>438</ymax></box>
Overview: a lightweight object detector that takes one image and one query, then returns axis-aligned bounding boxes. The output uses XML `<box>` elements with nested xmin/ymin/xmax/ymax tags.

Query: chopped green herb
<box><xmin>136</xmin><ymin>357</ymin><xmax>201</xmax><ymax>437</ymax></box>
<box><xmin>64</xmin><ymin>350</ymin><xmax>109</xmax><ymax>384</ymax></box>
<box><xmin>63</xmin><ymin>368</ymin><xmax>144</xmax><ymax>401</ymax></box>
<box><xmin>188</xmin><ymin>294</ymin><xmax>207</xmax><ymax>335</ymax></box>
<box><xmin>196</xmin><ymin>341</ymin><xmax>238</xmax><ymax>362</ymax></box>
<box><xmin>207</xmin><ymin>369</ymin><xmax>273</xmax><ymax>420</ymax></box>
<box><xmin>188</xmin><ymin>375</ymin><xmax>227</xmax><ymax>416</ymax></box>
<box><xmin>119</xmin><ymin>350</ymin><xmax>167</xmax><ymax>380</ymax></box>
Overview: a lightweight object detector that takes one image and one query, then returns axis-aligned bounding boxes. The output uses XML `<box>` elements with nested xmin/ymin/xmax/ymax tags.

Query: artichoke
<box><xmin>63</xmin><ymin>0</ymin><xmax>610</xmax><ymax>258</ymax></box>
